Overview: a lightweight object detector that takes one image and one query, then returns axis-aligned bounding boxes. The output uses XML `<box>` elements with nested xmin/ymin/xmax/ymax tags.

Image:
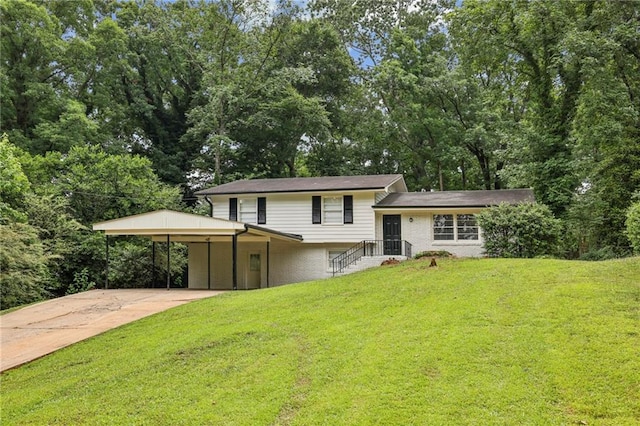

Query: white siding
<box><xmin>209</xmin><ymin>192</ymin><xmax>377</xmax><ymax>243</ymax></box>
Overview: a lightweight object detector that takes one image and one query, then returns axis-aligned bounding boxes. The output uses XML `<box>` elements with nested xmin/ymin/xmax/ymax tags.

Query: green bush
<box><xmin>477</xmin><ymin>203</ymin><xmax>561</xmax><ymax>258</ymax></box>
<box><xmin>414</xmin><ymin>250</ymin><xmax>453</xmax><ymax>259</ymax></box>
<box><xmin>626</xmin><ymin>202</ymin><xmax>640</xmax><ymax>254</ymax></box>
<box><xmin>578</xmin><ymin>246</ymin><xmax>618</xmax><ymax>261</ymax></box>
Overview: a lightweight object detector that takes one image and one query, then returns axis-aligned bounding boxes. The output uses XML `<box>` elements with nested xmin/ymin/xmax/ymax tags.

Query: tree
<box><xmin>51</xmin><ymin>145</ymin><xmax>181</xmax><ymax>225</ymax></box>
<box><xmin>310</xmin><ymin>0</ymin><xmax>477</xmax><ymax>190</ymax></box>
<box><xmin>0</xmin><ymin>134</ymin><xmax>31</xmax><ymax>223</ymax></box>
<box><xmin>20</xmin><ymin>146</ymin><xmax>182</xmax><ymax>292</ymax></box>
<box><xmin>0</xmin><ymin>221</ymin><xmax>50</xmax><ymax>309</ymax></box>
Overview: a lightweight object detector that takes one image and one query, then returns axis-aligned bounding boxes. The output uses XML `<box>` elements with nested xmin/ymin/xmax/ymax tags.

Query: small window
<box><xmin>328</xmin><ymin>250</ymin><xmax>344</xmax><ymax>269</ymax></box>
<box><xmin>323</xmin><ymin>196</ymin><xmax>343</xmax><ymax>224</ymax></box>
<box><xmin>434</xmin><ymin>214</ymin><xmax>454</xmax><ymax>240</ymax></box>
<box><xmin>249</xmin><ymin>253</ymin><xmax>261</xmax><ymax>271</ymax></box>
<box><xmin>457</xmin><ymin>214</ymin><xmax>479</xmax><ymax>240</ymax></box>
<box><xmin>239</xmin><ymin>198</ymin><xmax>257</xmax><ymax>223</ymax></box>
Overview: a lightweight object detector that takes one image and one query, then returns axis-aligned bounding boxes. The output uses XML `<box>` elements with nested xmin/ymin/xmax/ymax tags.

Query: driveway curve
<box><xmin>1</xmin><ymin>289</ymin><xmax>224</xmax><ymax>372</ymax></box>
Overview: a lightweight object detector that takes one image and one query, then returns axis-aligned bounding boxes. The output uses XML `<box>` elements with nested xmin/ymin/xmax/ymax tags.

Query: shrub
<box><xmin>414</xmin><ymin>250</ymin><xmax>453</xmax><ymax>259</ymax></box>
<box><xmin>477</xmin><ymin>202</ymin><xmax>561</xmax><ymax>258</ymax></box>
<box><xmin>578</xmin><ymin>246</ymin><xmax>618</xmax><ymax>261</ymax></box>
<box><xmin>626</xmin><ymin>202</ymin><xmax>640</xmax><ymax>254</ymax></box>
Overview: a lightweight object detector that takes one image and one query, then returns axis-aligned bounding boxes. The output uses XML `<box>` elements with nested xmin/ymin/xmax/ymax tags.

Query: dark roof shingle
<box><xmin>374</xmin><ymin>189</ymin><xmax>535</xmax><ymax>208</ymax></box>
<box><xmin>195</xmin><ymin>174</ymin><xmax>405</xmax><ymax>195</ymax></box>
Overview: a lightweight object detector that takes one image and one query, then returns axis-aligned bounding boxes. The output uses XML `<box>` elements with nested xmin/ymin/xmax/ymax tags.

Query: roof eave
<box><xmin>245</xmin><ymin>224</ymin><xmax>303</xmax><ymax>242</ymax></box>
<box><xmin>372</xmin><ymin>204</ymin><xmax>494</xmax><ymax>209</ymax></box>
<box><xmin>196</xmin><ymin>186</ymin><xmax>397</xmax><ymax>196</ymax></box>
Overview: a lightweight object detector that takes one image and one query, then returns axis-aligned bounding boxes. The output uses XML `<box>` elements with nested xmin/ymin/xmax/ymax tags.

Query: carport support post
<box><xmin>105</xmin><ymin>235</ymin><xmax>109</xmax><ymax>289</ymax></box>
<box><xmin>207</xmin><ymin>240</ymin><xmax>211</xmax><ymax>290</ymax></box>
<box><xmin>152</xmin><ymin>241</ymin><xmax>156</xmax><ymax>288</ymax></box>
<box><xmin>266</xmin><ymin>241</ymin><xmax>270</xmax><ymax>288</ymax></box>
<box><xmin>232</xmin><ymin>234</ymin><xmax>238</xmax><ymax>290</ymax></box>
<box><xmin>166</xmin><ymin>235</ymin><xmax>171</xmax><ymax>290</ymax></box>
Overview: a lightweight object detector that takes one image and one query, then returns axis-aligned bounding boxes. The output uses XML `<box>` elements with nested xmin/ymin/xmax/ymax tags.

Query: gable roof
<box><xmin>93</xmin><ymin>209</ymin><xmax>302</xmax><ymax>242</ymax></box>
<box><xmin>194</xmin><ymin>174</ymin><xmax>406</xmax><ymax>196</ymax></box>
<box><xmin>373</xmin><ymin>189</ymin><xmax>535</xmax><ymax>208</ymax></box>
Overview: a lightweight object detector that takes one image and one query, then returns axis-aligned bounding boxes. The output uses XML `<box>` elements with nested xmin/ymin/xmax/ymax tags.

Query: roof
<box><xmin>194</xmin><ymin>174</ymin><xmax>406</xmax><ymax>195</ymax></box>
<box><xmin>373</xmin><ymin>189</ymin><xmax>535</xmax><ymax>208</ymax></box>
<box><xmin>93</xmin><ymin>209</ymin><xmax>302</xmax><ymax>242</ymax></box>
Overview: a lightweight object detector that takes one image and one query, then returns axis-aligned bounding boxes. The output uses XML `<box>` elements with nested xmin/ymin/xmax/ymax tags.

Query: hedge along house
<box><xmin>93</xmin><ymin>175</ymin><xmax>534</xmax><ymax>290</ymax></box>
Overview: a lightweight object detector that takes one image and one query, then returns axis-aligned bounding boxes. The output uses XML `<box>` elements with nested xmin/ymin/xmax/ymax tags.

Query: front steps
<box><xmin>334</xmin><ymin>255</ymin><xmax>408</xmax><ymax>276</ymax></box>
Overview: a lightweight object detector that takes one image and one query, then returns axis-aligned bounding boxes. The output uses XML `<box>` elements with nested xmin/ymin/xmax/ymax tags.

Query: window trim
<box><xmin>432</xmin><ymin>213</ymin><xmax>480</xmax><ymax>242</ymax></box>
<box><xmin>312</xmin><ymin>195</ymin><xmax>353</xmax><ymax>225</ymax></box>
<box><xmin>322</xmin><ymin>196</ymin><xmax>344</xmax><ymax>225</ymax></box>
<box><xmin>327</xmin><ymin>249</ymin><xmax>345</xmax><ymax>270</ymax></box>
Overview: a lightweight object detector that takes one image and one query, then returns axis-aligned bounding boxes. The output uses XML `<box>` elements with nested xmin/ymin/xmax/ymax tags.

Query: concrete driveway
<box><xmin>0</xmin><ymin>289</ymin><xmax>224</xmax><ymax>372</ymax></box>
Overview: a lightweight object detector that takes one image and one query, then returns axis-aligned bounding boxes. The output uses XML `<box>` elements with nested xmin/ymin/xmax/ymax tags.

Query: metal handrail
<box><xmin>332</xmin><ymin>240</ymin><xmax>413</xmax><ymax>276</ymax></box>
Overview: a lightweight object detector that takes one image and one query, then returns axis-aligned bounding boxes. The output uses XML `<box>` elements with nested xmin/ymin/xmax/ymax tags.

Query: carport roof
<box><xmin>93</xmin><ymin>209</ymin><xmax>303</xmax><ymax>242</ymax></box>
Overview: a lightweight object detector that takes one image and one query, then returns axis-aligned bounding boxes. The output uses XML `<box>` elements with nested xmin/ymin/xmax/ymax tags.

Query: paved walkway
<box><xmin>0</xmin><ymin>289</ymin><xmax>224</xmax><ymax>372</ymax></box>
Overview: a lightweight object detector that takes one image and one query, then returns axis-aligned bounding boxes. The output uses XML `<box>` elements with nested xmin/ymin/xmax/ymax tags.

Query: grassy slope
<box><xmin>1</xmin><ymin>258</ymin><xmax>639</xmax><ymax>425</ymax></box>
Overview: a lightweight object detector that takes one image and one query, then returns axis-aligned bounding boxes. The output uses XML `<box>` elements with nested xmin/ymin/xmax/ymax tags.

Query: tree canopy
<box><xmin>1</xmin><ymin>0</ymin><xmax>639</xmax><ymax>307</ymax></box>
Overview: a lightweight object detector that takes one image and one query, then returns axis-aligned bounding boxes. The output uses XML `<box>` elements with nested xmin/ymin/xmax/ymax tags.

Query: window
<box><xmin>323</xmin><ymin>196</ymin><xmax>343</xmax><ymax>224</ymax></box>
<box><xmin>434</xmin><ymin>214</ymin><xmax>454</xmax><ymax>240</ymax></box>
<box><xmin>433</xmin><ymin>214</ymin><xmax>479</xmax><ymax>241</ymax></box>
<box><xmin>328</xmin><ymin>250</ymin><xmax>344</xmax><ymax>269</ymax></box>
<box><xmin>457</xmin><ymin>214</ymin><xmax>479</xmax><ymax>240</ymax></box>
<box><xmin>239</xmin><ymin>198</ymin><xmax>256</xmax><ymax>223</ymax></box>
<box><xmin>249</xmin><ymin>253</ymin><xmax>261</xmax><ymax>271</ymax></box>
<box><xmin>312</xmin><ymin>195</ymin><xmax>353</xmax><ymax>225</ymax></box>
<box><xmin>230</xmin><ymin>197</ymin><xmax>266</xmax><ymax>223</ymax></box>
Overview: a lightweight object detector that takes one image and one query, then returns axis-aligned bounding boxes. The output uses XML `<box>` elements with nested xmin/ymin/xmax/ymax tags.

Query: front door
<box><xmin>383</xmin><ymin>215</ymin><xmax>402</xmax><ymax>255</ymax></box>
<box><xmin>246</xmin><ymin>252</ymin><xmax>261</xmax><ymax>289</ymax></box>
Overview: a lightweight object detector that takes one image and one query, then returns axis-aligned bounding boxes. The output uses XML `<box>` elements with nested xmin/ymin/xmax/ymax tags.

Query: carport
<box><xmin>93</xmin><ymin>210</ymin><xmax>302</xmax><ymax>290</ymax></box>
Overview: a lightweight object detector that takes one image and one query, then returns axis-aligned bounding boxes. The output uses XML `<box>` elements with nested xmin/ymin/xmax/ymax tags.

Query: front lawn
<box><xmin>2</xmin><ymin>258</ymin><xmax>639</xmax><ymax>425</ymax></box>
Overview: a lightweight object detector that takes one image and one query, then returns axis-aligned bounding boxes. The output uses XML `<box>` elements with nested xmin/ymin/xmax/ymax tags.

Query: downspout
<box><xmin>204</xmin><ymin>195</ymin><xmax>214</xmax><ymax>217</ymax></box>
<box><xmin>232</xmin><ymin>225</ymin><xmax>250</xmax><ymax>291</ymax></box>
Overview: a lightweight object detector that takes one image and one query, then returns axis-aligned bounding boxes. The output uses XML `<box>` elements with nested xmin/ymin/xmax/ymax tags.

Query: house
<box><xmin>93</xmin><ymin>174</ymin><xmax>534</xmax><ymax>290</ymax></box>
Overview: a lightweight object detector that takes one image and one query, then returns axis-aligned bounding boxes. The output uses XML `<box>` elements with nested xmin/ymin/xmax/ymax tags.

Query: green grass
<box><xmin>2</xmin><ymin>258</ymin><xmax>639</xmax><ymax>425</ymax></box>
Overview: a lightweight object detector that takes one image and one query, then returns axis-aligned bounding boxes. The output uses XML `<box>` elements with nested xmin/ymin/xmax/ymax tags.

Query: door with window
<box><xmin>383</xmin><ymin>215</ymin><xmax>402</xmax><ymax>255</ymax></box>
<box><xmin>246</xmin><ymin>252</ymin><xmax>261</xmax><ymax>289</ymax></box>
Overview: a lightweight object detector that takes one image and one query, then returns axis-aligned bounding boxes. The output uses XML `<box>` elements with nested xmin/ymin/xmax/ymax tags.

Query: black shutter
<box><xmin>312</xmin><ymin>196</ymin><xmax>321</xmax><ymax>224</ymax></box>
<box><xmin>229</xmin><ymin>198</ymin><xmax>238</xmax><ymax>221</ymax></box>
<box><xmin>257</xmin><ymin>197</ymin><xmax>266</xmax><ymax>224</ymax></box>
<box><xmin>344</xmin><ymin>195</ymin><xmax>353</xmax><ymax>224</ymax></box>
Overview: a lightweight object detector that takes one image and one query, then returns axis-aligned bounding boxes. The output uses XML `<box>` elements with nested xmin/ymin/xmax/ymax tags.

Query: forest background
<box><xmin>1</xmin><ymin>0</ymin><xmax>639</xmax><ymax>308</ymax></box>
